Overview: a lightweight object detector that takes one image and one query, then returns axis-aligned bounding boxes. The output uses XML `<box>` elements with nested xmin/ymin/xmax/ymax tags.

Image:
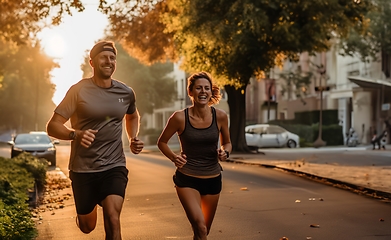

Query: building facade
<box><xmin>246</xmin><ymin>47</ymin><xmax>391</xmax><ymax>145</ymax></box>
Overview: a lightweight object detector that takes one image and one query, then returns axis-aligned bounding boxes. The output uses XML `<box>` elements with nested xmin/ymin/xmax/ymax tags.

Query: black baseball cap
<box><xmin>89</xmin><ymin>41</ymin><xmax>117</xmax><ymax>59</ymax></box>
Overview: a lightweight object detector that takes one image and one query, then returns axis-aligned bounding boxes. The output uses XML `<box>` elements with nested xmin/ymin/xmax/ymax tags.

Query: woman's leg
<box><xmin>201</xmin><ymin>194</ymin><xmax>220</xmax><ymax>235</ymax></box>
<box><xmin>176</xmin><ymin>187</ymin><xmax>208</xmax><ymax>240</ymax></box>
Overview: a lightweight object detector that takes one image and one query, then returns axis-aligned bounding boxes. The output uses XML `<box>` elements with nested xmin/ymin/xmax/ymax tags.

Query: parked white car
<box><xmin>245</xmin><ymin>124</ymin><xmax>300</xmax><ymax>150</ymax></box>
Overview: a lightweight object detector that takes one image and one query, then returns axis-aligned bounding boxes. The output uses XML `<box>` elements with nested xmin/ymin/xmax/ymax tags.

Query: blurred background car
<box><xmin>8</xmin><ymin>131</ymin><xmax>59</xmax><ymax>166</ymax></box>
<box><xmin>245</xmin><ymin>124</ymin><xmax>300</xmax><ymax>151</ymax></box>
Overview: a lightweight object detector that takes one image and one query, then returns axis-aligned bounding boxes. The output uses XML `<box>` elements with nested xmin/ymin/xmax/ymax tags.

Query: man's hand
<box><xmin>130</xmin><ymin>137</ymin><xmax>144</xmax><ymax>154</ymax></box>
<box><xmin>79</xmin><ymin>129</ymin><xmax>98</xmax><ymax>148</ymax></box>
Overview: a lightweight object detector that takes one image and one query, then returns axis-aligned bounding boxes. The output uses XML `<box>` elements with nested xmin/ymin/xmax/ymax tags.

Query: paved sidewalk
<box><xmin>226</xmin><ymin>146</ymin><xmax>391</xmax><ymax>202</ymax></box>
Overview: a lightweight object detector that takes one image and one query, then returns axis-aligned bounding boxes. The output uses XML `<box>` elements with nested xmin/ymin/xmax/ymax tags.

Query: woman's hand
<box><xmin>218</xmin><ymin>149</ymin><xmax>229</xmax><ymax>161</ymax></box>
<box><xmin>171</xmin><ymin>152</ymin><xmax>187</xmax><ymax>168</ymax></box>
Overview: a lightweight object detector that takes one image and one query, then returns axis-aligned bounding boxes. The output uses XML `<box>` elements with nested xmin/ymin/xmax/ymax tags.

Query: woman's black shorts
<box><xmin>173</xmin><ymin>170</ymin><xmax>222</xmax><ymax>195</ymax></box>
<box><xmin>69</xmin><ymin>166</ymin><xmax>128</xmax><ymax>215</ymax></box>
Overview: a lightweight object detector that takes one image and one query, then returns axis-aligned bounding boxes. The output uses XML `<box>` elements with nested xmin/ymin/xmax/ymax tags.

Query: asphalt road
<box><xmin>132</xmin><ymin>153</ymin><xmax>391</xmax><ymax>240</ymax></box>
<box><xmin>1</xmin><ymin>144</ymin><xmax>391</xmax><ymax>239</ymax></box>
<box><xmin>35</xmin><ymin>145</ymin><xmax>391</xmax><ymax>239</ymax></box>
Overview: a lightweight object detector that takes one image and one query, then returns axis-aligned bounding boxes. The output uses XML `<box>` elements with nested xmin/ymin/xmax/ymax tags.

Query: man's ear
<box><xmin>89</xmin><ymin>59</ymin><xmax>93</xmax><ymax>67</ymax></box>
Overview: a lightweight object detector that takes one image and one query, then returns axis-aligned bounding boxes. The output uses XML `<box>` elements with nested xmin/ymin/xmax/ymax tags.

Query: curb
<box><xmin>224</xmin><ymin>159</ymin><xmax>391</xmax><ymax>203</ymax></box>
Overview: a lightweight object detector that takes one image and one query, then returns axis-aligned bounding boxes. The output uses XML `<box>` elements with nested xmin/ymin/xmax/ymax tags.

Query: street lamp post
<box><xmin>313</xmin><ymin>66</ymin><xmax>330</xmax><ymax>148</ymax></box>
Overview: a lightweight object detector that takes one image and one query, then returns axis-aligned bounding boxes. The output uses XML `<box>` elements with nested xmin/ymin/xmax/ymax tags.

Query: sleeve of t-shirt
<box><xmin>54</xmin><ymin>84</ymin><xmax>78</xmax><ymax>119</ymax></box>
<box><xmin>126</xmin><ymin>88</ymin><xmax>137</xmax><ymax>114</ymax></box>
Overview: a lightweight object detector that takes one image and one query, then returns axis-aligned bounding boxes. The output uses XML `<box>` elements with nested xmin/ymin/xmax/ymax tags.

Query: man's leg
<box><xmin>99</xmin><ymin>167</ymin><xmax>128</xmax><ymax>240</ymax></box>
<box><xmin>70</xmin><ymin>170</ymin><xmax>99</xmax><ymax>234</ymax></box>
<box><xmin>376</xmin><ymin>139</ymin><xmax>381</xmax><ymax>149</ymax></box>
<box><xmin>76</xmin><ymin>206</ymin><xmax>98</xmax><ymax>234</ymax></box>
<box><xmin>101</xmin><ymin>195</ymin><xmax>125</xmax><ymax>240</ymax></box>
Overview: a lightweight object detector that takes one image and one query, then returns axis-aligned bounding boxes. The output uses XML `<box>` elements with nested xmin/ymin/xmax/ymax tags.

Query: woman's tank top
<box><xmin>178</xmin><ymin>107</ymin><xmax>221</xmax><ymax>176</ymax></box>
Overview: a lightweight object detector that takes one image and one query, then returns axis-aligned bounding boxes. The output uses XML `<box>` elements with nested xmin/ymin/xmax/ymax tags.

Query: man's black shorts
<box><xmin>173</xmin><ymin>170</ymin><xmax>222</xmax><ymax>195</ymax></box>
<box><xmin>69</xmin><ymin>166</ymin><xmax>128</xmax><ymax>215</ymax></box>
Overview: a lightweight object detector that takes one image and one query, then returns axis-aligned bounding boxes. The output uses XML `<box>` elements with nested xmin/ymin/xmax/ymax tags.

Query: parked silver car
<box><xmin>8</xmin><ymin>131</ymin><xmax>59</xmax><ymax>166</ymax></box>
<box><xmin>245</xmin><ymin>124</ymin><xmax>300</xmax><ymax>150</ymax></box>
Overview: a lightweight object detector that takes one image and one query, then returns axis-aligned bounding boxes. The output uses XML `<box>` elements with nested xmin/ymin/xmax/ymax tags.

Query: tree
<box><xmin>104</xmin><ymin>1</ymin><xmax>178</xmax><ymax>65</ymax></box>
<box><xmin>0</xmin><ymin>0</ymin><xmax>85</xmax><ymax>44</ymax></box>
<box><xmin>105</xmin><ymin>0</ymin><xmax>373</xmax><ymax>152</ymax></box>
<box><xmin>0</xmin><ymin>1</ymin><xmax>111</xmax><ymax>132</ymax></box>
<box><xmin>279</xmin><ymin>66</ymin><xmax>314</xmax><ymax>104</ymax></box>
<box><xmin>339</xmin><ymin>0</ymin><xmax>391</xmax><ymax>67</ymax></box>
<box><xmin>0</xmin><ymin>40</ymin><xmax>57</xmax><ymax>132</ymax></box>
<box><xmin>80</xmin><ymin>42</ymin><xmax>177</xmax><ymax>117</ymax></box>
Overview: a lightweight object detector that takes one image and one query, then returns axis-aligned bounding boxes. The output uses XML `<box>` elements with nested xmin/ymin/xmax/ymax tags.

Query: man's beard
<box><xmin>96</xmin><ymin>66</ymin><xmax>114</xmax><ymax>79</ymax></box>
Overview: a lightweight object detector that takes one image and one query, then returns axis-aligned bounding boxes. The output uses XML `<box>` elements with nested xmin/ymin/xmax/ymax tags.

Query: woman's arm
<box><xmin>216</xmin><ymin>109</ymin><xmax>232</xmax><ymax>159</ymax></box>
<box><xmin>157</xmin><ymin>111</ymin><xmax>187</xmax><ymax>168</ymax></box>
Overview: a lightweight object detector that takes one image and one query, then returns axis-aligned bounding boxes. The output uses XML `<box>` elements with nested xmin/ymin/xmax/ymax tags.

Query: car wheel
<box><xmin>51</xmin><ymin>157</ymin><xmax>56</xmax><ymax>167</ymax></box>
<box><xmin>287</xmin><ymin>139</ymin><xmax>297</xmax><ymax>148</ymax></box>
<box><xmin>248</xmin><ymin>146</ymin><xmax>259</xmax><ymax>152</ymax></box>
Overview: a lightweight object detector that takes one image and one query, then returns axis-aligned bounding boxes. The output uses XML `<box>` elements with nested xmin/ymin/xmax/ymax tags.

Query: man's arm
<box><xmin>46</xmin><ymin>113</ymin><xmax>74</xmax><ymax>140</ymax></box>
<box><xmin>46</xmin><ymin>112</ymin><xmax>97</xmax><ymax>148</ymax></box>
<box><xmin>125</xmin><ymin>109</ymin><xmax>144</xmax><ymax>154</ymax></box>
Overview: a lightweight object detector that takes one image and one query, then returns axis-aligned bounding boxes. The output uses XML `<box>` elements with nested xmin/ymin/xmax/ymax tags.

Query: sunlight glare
<box><xmin>38</xmin><ymin>3</ymin><xmax>110</xmax><ymax>106</ymax></box>
<box><xmin>43</xmin><ymin>33</ymin><xmax>67</xmax><ymax>58</ymax></box>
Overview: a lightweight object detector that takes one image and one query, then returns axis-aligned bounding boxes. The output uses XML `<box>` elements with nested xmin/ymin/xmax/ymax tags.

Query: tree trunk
<box><xmin>225</xmin><ymin>84</ymin><xmax>251</xmax><ymax>153</ymax></box>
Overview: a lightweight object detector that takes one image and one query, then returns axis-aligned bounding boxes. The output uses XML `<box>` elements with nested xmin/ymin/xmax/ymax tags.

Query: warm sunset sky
<box><xmin>38</xmin><ymin>1</ymin><xmax>111</xmax><ymax>105</ymax></box>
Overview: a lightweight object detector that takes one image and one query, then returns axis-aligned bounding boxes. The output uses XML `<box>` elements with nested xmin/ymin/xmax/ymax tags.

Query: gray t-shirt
<box><xmin>55</xmin><ymin>78</ymin><xmax>136</xmax><ymax>173</ymax></box>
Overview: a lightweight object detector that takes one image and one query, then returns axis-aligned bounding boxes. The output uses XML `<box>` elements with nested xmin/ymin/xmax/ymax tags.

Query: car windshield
<box><xmin>14</xmin><ymin>134</ymin><xmax>52</xmax><ymax>144</ymax></box>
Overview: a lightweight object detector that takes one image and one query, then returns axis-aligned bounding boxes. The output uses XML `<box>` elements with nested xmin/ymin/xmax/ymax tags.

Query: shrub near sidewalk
<box><xmin>0</xmin><ymin>153</ymin><xmax>48</xmax><ymax>240</ymax></box>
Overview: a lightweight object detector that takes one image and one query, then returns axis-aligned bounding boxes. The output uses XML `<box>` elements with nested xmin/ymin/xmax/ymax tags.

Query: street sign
<box><xmin>381</xmin><ymin>103</ymin><xmax>390</xmax><ymax>111</ymax></box>
<box><xmin>315</xmin><ymin>86</ymin><xmax>330</xmax><ymax>92</ymax></box>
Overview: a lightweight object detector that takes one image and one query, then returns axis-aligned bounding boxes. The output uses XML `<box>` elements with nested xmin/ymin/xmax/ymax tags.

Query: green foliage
<box><xmin>269</xmin><ymin>110</ymin><xmax>339</xmax><ymax>126</ymax></box>
<box><xmin>294</xmin><ymin>110</ymin><xmax>339</xmax><ymax>126</ymax></box>
<box><xmin>12</xmin><ymin>153</ymin><xmax>48</xmax><ymax>193</ymax></box>
<box><xmin>0</xmin><ymin>202</ymin><xmax>37</xmax><ymax>240</ymax></box>
<box><xmin>339</xmin><ymin>0</ymin><xmax>391</xmax><ymax>61</ymax></box>
<box><xmin>1</xmin><ymin>0</ymin><xmax>85</xmax><ymax>44</ymax></box>
<box><xmin>269</xmin><ymin>123</ymin><xmax>343</xmax><ymax>146</ymax></box>
<box><xmin>279</xmin><ymin>66</ymin><xmax>313</xmax><ymax>100</ymax></box>
<box><xmin>158</xmin><ymin>0</ymin><xmax>374</xmax><ymax>85</ymax></box>
<box><xmin>270</xmin><ymin>110</ymin><xmax>342</xmax><ymax>147</ymax></box>
<box><xmin>0</xmin><ymin>156</ymin><xmax>34</xmax><ymax>205</ymax></box>
<box><xmin>0</xmin><ymin>154</ymin><xmax>47</xmax><ymax>239</ymax></box>
<box><xmin>105</xmin><ymin>0</ymin><xmax>374</xmax><ymax>152</ymax></box>
<box><xmin>106</xmin><ymin>1</ymin><xmax>178</xmax><ymax>65</ymax></box>
<box><xmin>312</xmin><ymin>124</ymin><xmax>344</xmax><ymax>146</ymax></box>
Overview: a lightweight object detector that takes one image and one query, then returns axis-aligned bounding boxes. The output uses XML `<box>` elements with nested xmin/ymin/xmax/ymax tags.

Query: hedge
<box><xmin>0</xmin><ymin>153</ymin><xmax>48</xmax><ymax>240</ymax></box>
